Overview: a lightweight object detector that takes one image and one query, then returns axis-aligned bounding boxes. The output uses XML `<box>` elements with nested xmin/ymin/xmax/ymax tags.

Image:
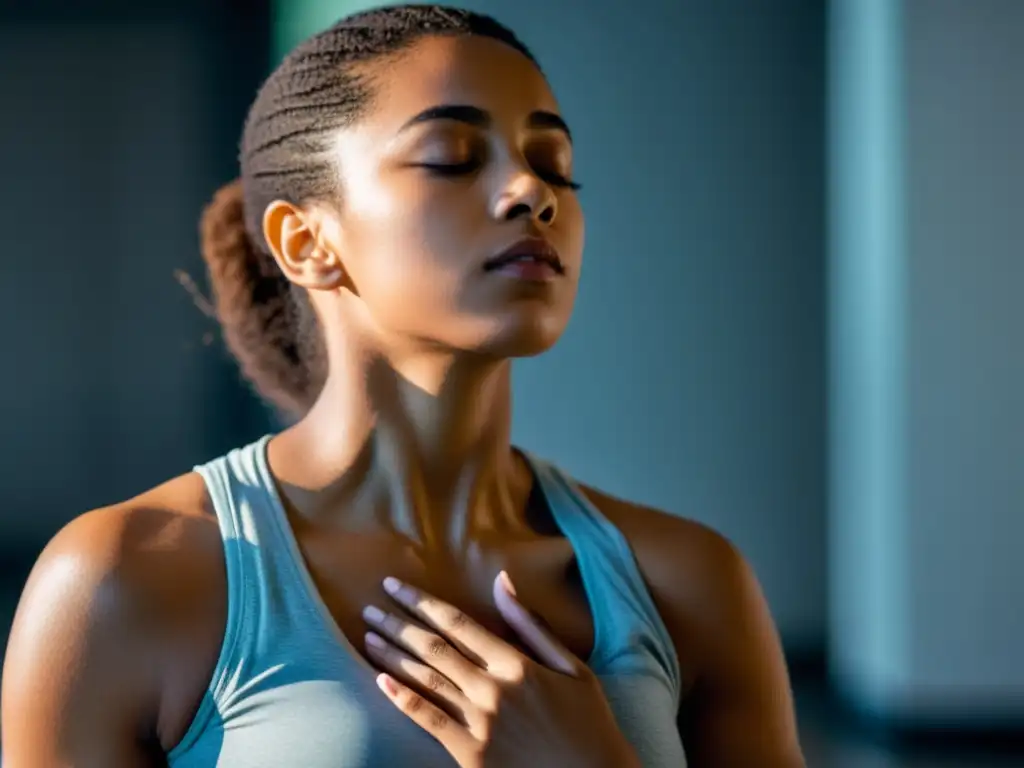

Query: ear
<box><xmin>262</xmin><ymin>199</ymin><xmax>345</xmax><ymax>291</ymax></box>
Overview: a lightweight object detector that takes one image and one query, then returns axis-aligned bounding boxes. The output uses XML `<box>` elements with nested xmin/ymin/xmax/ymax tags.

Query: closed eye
<box><xmin>418</xmin><ymin>162</ymin><xmax>581</xmax><ymax>191</ymax></box>
<box><xmin>419</xmin><ymin>160</ymin><xmax>480</xmax><ymax>176</ymax></box>
<box><xmin>539</xmin><ymin>172</ymin><xmax>582</xmax><ymax>191</ymax></box>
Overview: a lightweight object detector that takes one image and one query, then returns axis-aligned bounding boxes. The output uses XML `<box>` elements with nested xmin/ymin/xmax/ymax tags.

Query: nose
<box><xmin>492</xmin><ymin>170</ymin><xmax>558</xmax><ymax>226</ymax></box>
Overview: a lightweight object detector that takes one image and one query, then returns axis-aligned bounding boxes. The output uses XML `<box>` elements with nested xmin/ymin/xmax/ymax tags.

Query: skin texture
<box><xmin>1</xmin><ymin>33</ymin><xmax>805</xmax><ymax>768</ymax></box>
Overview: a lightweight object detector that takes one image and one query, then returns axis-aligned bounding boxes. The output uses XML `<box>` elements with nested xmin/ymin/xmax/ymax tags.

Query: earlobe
<box><xmin>306</xmin><ymin>246</ymin><xmax>346</xmax><ymax>290</ymax></box>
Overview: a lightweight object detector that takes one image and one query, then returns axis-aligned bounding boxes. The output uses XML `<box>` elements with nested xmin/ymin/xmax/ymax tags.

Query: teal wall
<box><xmin>271</xmin><ymin>0</ymin><xmax>364</xmax><ymax>62</ymax></box>
<box><xmin>830</xmin><ymin>0</ymin><xmax>1024</xmax><ymax>720</ymax></box>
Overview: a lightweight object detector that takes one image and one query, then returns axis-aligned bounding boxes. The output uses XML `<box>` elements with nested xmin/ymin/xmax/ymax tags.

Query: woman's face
<box><xmin>320</xmin><ymin>34</ymin><xmax>584</xmax><ymax>360</ymax></box>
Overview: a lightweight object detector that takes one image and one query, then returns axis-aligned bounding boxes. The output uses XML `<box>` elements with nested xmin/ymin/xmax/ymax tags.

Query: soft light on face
<box><xmin>320</xmin><ymin>34</ymin><xmax>585</xmax><ymax>359</ymax></box>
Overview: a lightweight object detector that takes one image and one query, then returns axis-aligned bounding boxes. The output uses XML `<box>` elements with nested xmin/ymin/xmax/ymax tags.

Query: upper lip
<box><xmin>484</xmin><ymin>237</ymin><xmax>565</xmax><ymax>274</ymax></box>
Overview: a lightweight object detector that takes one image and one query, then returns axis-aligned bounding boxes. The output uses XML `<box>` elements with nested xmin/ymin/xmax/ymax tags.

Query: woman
<box><xmin>1</xmin><ymin>5</ymin><xmax>804</xmax><ymax>767</ymax></box>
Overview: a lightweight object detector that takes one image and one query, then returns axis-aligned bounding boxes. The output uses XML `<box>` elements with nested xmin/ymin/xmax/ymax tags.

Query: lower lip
<box><xmin>489</xmin><ymin>260</ymin><xmax>560</xmax><ymax>282</ymax></box>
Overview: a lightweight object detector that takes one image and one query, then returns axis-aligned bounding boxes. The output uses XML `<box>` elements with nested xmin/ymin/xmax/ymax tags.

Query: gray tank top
<box><xmin>166</xmin><ymin>435</ymin><xmax>688</xmax><ymax>766</ymax></box>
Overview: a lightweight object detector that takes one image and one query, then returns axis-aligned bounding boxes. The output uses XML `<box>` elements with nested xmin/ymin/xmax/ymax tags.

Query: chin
<box><xmin>473</xmin><ymin>312</ymin><xmax>570</xmax><ymax>359</ymax></box>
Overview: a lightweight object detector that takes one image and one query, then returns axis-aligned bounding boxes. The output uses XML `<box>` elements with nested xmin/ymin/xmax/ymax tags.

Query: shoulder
<box><xmin>20</xmin><ymin>471</ymin><xmax>220</xmax><ymax>618</ymax></box>
<box><xmin>578</xmin><ymin>483</ymin><xmax>804</xmax><ymax>764</ymax></box>
<box><xmin>579</xmin><ymin>484</ymin><xmax>743</xmax><ymax>583</ymax></box>
<box><xmin>578</xmin><ymin>484</ymin><xmax>771</xmax><ymax>688</ymax></box>
<box><xmin>1</xmin><ymin>472</ymin><xmax>223</xmax><ymax>752</ymax></box>
<box><xmin>578</xmin><ymin>483</ymin><xmax>755</xmax><ymax>616</ymax></box>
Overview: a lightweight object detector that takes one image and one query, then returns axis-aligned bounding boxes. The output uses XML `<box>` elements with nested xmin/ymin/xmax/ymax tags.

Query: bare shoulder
<box><xmin>578</xmin><ymin>484</ymin><xmax>738</xmax><ymax>566</ymax></box>
<box><xmin>13</xmin><ymin>471</ymin><xmax>220</xmax><ymax>629</ymax></box>
<box><xmin>1</xmin><ymin>472</ymin><xmax>223</xmax><ymax>764</ymax></box>
<box><xmin>578</xmin><ymin>483</ymin><xmax>755</xmax><ymax>632</ymax></box>
<box><xmin>579</xmin><ymin>483</ymin><xmax>804</xmax><ymax>766</ymax></box>
<box><xmin>40</xmin><ymin>471</ymin><xmax>217</xmax><ymax>569</ymax></box>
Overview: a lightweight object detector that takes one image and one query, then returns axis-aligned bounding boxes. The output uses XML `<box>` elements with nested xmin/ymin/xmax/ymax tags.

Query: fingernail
<box><xmin>377</xmin><ymin>673</ymin><xmax>398</xmax><ymax>696</ymax></box>
<box><xmin>363</xmin><ymin>605</ymin><xmax>385</xmax><ymax>624</ymax></box>
<box><xmin>383</xmin><ymin>577</ymin><xmax>402</xmax><ymax>595</ymax></box>
<box><xmin>498</xmin><ymin>570</ymin><xmax>517</xmax><ymax>597</ymax></box>
<box><xmin>365</xmin><ymin>631</ymin><xmax>387</xmax><ymax>650</ymax></box>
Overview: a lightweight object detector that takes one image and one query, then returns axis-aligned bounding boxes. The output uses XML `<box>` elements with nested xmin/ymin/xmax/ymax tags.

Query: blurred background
<box><xmin>0</xmin><ymin>0</ymin><xmax>1021</xmax><ymax>765</ymax></box>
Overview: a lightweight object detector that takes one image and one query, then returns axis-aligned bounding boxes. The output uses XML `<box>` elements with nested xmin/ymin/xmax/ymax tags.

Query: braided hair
<box><xmin>199</xmin><ymin>5</ymin><xmax>538</xmax><ymax>418</ymax></box>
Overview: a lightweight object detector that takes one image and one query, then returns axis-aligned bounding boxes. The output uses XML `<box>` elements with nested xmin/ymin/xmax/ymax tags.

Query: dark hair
<box><xmin>198</xmin><ymin>5</ymin><xmax>538</xmax><ymax>418</ymax></box>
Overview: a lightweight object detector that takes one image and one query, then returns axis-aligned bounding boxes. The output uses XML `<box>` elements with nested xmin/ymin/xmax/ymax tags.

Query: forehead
<box><xmin>360</xmin><ymin>34</ymin><xmax>560</xmax><ymax>134</ymax></box>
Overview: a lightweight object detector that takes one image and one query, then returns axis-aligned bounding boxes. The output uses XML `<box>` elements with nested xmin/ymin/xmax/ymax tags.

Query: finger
<box><xmin>363</xmin><ymin>604</ymin><xmax>488</xmax><ymax>696</ymax></box>
<box><xmin>381</xmin><ymin>577</ymin><xmax>523</xmax><ymax>679</ymax></box>
<box><xmin>493</xmin><ymin>571</ymin><xmax>581</xmax><ymax>677</ymax></box>
<box><xmin>364</xmin><ymin>632</ymin><xmax>479</xmax><ymax>729</ymax></box>
<box><xmin>376</xmin><ymin>671</ymin><xmax>477</xmax><ymax>757</ymax></box>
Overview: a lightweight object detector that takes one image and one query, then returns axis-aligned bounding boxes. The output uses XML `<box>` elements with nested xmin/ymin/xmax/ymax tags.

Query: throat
<box><xmin>338</xmin><ymin>438</ymin><xmax>544</xmax><ymax>558</ymax></box>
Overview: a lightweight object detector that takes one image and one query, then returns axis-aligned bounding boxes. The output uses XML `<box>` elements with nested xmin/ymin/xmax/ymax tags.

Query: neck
<box><xmin>269</xmin><ymin>330</ymin><xmax>528</xmax><ymax>555</ymax></box>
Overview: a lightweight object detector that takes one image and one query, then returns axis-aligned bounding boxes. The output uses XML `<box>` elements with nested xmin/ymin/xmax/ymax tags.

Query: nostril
<box><xmin>504</xmin><ymin>202</ymin><xmax>531</xmax><ymax>221</ymax></box>
<box><xmin>538</xmin><ymin>206</ymin><xmax>555</xmax><ymax>224</ymax></box>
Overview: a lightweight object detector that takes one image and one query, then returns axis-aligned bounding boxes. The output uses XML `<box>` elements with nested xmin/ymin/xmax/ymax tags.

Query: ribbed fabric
<box><xmin>167</xmin><ymin>435</ymin><xmax>687</xmax><ymax>767</ymax></box>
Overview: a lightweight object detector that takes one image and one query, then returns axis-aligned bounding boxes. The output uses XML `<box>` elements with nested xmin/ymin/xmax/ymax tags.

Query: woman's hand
<box><xmin>362</xmin><ymin>572</ymin><xmax>640</xmax><ymax>768</ymax></box>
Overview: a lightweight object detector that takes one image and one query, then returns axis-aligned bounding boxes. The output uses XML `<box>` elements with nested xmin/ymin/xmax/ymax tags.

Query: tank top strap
<box><xmin>169</xmin><ymin>434</ymin><xmax>328</xmax><ymax>759</ymax></box>
<box><xmin>520</xmin><ymin>451</ymin><xmax>682</xmax><ymax>704</ymax></box>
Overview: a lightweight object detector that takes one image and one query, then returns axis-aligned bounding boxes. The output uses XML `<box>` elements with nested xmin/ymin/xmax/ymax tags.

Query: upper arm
<box><xmin>672</xmin><ymin>531</ymin><xmax>805</xmax><ymax>768</ymax></box>
<box><xmin>583</xmin><ymin>488</ymin><xmax>805</xmax><ymax>768</ymax></box>
<box><xmin>1</xmin><ymin>507</ymin><xmax>166</xmax><ymax>768</ymax></box>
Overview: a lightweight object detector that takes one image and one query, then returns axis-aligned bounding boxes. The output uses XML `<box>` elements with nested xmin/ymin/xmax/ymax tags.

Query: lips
<box><xmin>483</xmin><ymin>237</ymin><xmax>565</xmax><ymax>275</ymax></box>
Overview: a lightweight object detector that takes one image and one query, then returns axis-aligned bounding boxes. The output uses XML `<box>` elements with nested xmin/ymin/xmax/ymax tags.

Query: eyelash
<box><xmin>420</xmin><ymin>161</ymin><xmax>582</xmax><ymax>191</ymax></box>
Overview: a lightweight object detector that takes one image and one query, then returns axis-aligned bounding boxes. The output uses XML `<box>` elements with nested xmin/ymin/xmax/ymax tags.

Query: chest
<box><xmin>291</xmin><ymin>523</ymin><xmax>597</xmax><ymax>665</ymax></box>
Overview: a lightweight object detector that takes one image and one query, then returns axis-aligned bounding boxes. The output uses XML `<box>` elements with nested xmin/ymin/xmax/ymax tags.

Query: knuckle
<box><xmin>403</xmin><ymin>692</ymin><xmax>426</xmax><ymax>715</ymax></box>
<box><xmin>428</xmin><ymin>710</ymin><xmax>451</xmax><ymax>731</ymax></box>
<box><xmin>426</xmin><ymin>637</ymin><xmax>451</xmax><ymax>659</ymax></box>
<box><xmin>444</xmin><ymin>608</ymin><xmax>471</xmax><ymax>631</ymax></box>
<box><xmin>425</xmin><ymin>671</ymin><xmax>449</xmax><ymax>693</ymax></box>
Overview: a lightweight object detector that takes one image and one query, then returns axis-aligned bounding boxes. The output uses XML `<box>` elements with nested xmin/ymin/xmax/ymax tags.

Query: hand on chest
<box><xmin>294</xmin><ymin>529</ymin><xmax>596</xmax><ymax>663</ymax></box>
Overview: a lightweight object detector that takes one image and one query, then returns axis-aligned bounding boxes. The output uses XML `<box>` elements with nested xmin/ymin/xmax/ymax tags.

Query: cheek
<box><xmin>558</xmin><ymin>198</ymin><xmax>585</xmax><ymax>266</ymax></box>
<box><xmin>342</xmin><ymin>179</ymin><xmax>486</xmax><ymax>317</ymax></box>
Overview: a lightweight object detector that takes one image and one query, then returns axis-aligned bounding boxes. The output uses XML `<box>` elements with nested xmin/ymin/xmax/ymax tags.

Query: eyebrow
<box><xmin>398</xmin><ymin>104</ymin><xmax>573</xmax><ymax>143</ymax></box>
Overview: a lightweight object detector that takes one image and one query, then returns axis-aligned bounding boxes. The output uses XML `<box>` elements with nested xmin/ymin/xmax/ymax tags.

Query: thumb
<box><xmin>492</xmin><ymin>571</ymin><xmax>581</xmax><ymax>677</ymax></box>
